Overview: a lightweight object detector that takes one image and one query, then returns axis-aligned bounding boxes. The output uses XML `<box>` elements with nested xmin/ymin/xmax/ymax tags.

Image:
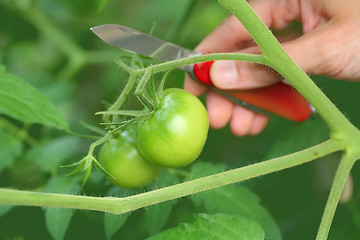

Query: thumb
<box><xmin>210</xmin><ymin>48</ymin><xmax>280</xmax><ymax>90</ymax></box>
<box><xmin>210</xmin><ymin>26</ymin><xmax>337</xmax><ymax>90</ymax></box>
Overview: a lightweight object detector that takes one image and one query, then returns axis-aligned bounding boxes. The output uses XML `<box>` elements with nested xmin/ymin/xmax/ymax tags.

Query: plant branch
<box><xmin>134</xmin><ymin>53</ymin><xmax>264</xmax><ymax>76</ymax></box>
<box><xmin>87</xmin><ymin>132</ymin><xmax>111</xmax><ymax>156</ymax></box>
<box><xmin>316</xmin><ymin>152</ymin><xmax>358</xmax><ymax>240</ymax></box>
<box><xmin>0</xmin><ymin>139</ymin><xmax>343</xmax><ymax>213</ymax></box>
<box><xmin>217</xmin><ymin>0</ymin><xmax>359</xmax><ymax>140</ymax></box>
<box><xmin>102</xmin><ymin>75</ymin><xmax>137</xmax><ymax>124</ymax></box>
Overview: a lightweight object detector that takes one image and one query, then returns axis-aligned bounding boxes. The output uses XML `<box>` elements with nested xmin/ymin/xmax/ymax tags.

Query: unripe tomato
<box><xmin>99</xmin><ymin>127</ymin><xmax>161</xmax><ymax>188</ymax></box>
<box><xmin>137</xmin><ymin>88</ymin><xmax>209</xmax><ymax>168</ymax></box>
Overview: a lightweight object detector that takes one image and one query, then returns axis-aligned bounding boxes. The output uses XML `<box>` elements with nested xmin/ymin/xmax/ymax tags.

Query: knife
<box><xmin>90</xmin><ymin>24</ymin><xmax>313</xmax><ymax>122</ymax></box>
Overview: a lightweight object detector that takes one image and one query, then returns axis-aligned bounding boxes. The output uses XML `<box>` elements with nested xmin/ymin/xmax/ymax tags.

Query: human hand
<box><xmin>184</xmin><ymin>0</ymin><xmax>360</xmax><ymax>136</ymax></box>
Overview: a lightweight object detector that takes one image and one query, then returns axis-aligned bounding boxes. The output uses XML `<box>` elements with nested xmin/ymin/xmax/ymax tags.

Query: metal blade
<box><xmin>90</xmin><ymin>24</ymin><xmax>194</xmax><ymax>61</ymax></box>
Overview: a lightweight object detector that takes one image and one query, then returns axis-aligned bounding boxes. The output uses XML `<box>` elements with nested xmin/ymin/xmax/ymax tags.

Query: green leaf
<box><xmin>44</xmin><ymin>176</ymin><xmax>81</xmax><ymax>240</ymax></box>
<box><xmin>0</xmin><ymin>65</ymin><xmax>69</xmax><ymax>130</ymax></box>
<box><xmin>189</xmin><ymin>161</ymin><xmax>227</xmax><ymax>179</ymax></box>
<box><xmin>44</xmin><ymin>173</ymin><xmax>82</xmax><ymax>194</ymax></box>
<box><xmin>45</xmin><ymin>208</ymin><xmax>74</xmax><ymax>240</ymax></box>
<box><xmin>190</xmin><ymin>162</ymin><xmax>282</xmax><ymax>240</ymax></box>
<box><xmin>102</xmin><ymin>186</ymin><xmax>140</xmax><ymax>239</ymax></box>
<box><xmin>148</xmin><ymin>213</ymin><xmax>265</xmax><ymax>240</ymax></box>
<box><xmin>80</xmin><ymin>121</ymin><xmax>107</xmax><ymax>136</ymax></box>
<box><xmin>144</xmin><ymin>169</ymin><xmax>178</xmax><ymax>235</ymax></box>
<box><xmin>107</xmin><ymin>185</ymin><xmax>142</xmax><ymax>197</ymax></box>
<box><xmin>267</xmin><ymin>115</ymin><xmax>329</xmax><ymax>158</ymax></box>
<box><xmin>104</xmin><ymin>213</ymin><xmax>130</xmax><ymax>240</ymax></box>
<box><xmin>0</xmin><ymin>205</ymin><xmax>13</xmax><ymax>217</ymax></box>
<box><xmin>147</xmin><ymin>168</ymin><xmax>180</xmax><ymax>190</ymax></box>
<box><xmin>145</xmin><ymin>201</ymin><xmax>173</xmax><ymax>235</ymax></box>
<box><xmin>0</xmin><ymin>128</ymin><xmax>23</xmax><ymax>172</ymax></box>
<box><xmin>191</xmin><ymin>185</ymin><xmax>281</xmax><ymax>240</ymax></box>
<box><xmin>27</xmin><ymin>136</ymin><xmax>81</xmax><ymax>172</ymax></box>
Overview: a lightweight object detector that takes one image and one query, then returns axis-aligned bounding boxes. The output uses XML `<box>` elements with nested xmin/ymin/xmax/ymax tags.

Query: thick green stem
<box><xmin>0</xmin><ymin>189</ymin><xmax>115</xmax><ymax>213</ymax></box>
<box><xmin>217</xmin><ymin>0</ymin><xmax>356</xmax><ymax>137</ymax></box>
<box><xmin>217</xmin><ymin>1</ymin><xmax>360</xmax><ymax>238</ymax></box>
<box><xmin>133</xmin><ymin>53</ymin><xmax>264</xmax><ymax>76</ymax></box>
<box><xmin>0</xmin><ymin>140</ymin><xmax>342</xmax><ymax>213</ymax></box>
<box><xmin>316</xmin><ymin>153</ymin><xmax>357</xmax><ymax>240</ymax></box>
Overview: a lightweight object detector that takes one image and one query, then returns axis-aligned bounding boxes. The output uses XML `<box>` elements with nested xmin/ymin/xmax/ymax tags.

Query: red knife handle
<box><xmin>192</xmin><ymin>60</ymin><xmax>312</xmax><ymax>122</ymax></box>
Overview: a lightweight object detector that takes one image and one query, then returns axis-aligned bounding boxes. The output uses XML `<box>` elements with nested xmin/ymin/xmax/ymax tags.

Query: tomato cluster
<box><xmin>99</xmin><ymin>88</ymin><xmax>209</xmax><ymax>188</ymax></box>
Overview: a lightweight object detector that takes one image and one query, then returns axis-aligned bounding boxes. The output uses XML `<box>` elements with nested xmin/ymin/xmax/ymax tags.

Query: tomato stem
<box><xmin>218</xmin><ymin>0</ymin><xmax>359</xmax><ymax>147</ymax></box>
<box><xmin>103</xmin><ymin>75</ymin><xmax>137</xmax><ymax>124</ymax></box>
<box><xmin>157</xmin><ymin>69</ymin><xmax>174</xmax><ymax>99</ymax></box>
<box><xmin>0</xmin><ymin>139</ymin><xmax>343</xmax><ymax>213</ymax></box>
<box><xmin>107</xmin><ymin>112</ymin><xmax>154</xmax><ymax>134</ymax></box>
<box><xmin>135</xmin><ymin>68</ymin><xmax>155</xmax><ymax>111</ymax></box>
<box><xmin>115</xmin><ymin>58</ymin><xmax>137</xmax><ymax>74</ymax></box>
<box><xmin>217</xmin><ymin>0</ymin><xmax>360</xmax><ymax>238</ymax></box>
<box><xmin>316</xmin><ymin>152</ymin><xmax>357</xmax><ymax>239</ymax></box>
<box><xmin>134</xmin><ymin>53</ymin><xmax>264</xmax><ymax>76</ymax></box>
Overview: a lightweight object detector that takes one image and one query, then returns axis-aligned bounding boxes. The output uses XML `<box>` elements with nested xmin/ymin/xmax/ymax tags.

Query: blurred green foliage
<box><xmin>0</xmin><ymin>0</ymin><xmax>360</xmax><ymax>239</ymax></box>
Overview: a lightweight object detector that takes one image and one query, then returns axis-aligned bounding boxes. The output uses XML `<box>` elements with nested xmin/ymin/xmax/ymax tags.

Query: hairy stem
<box><xmin>316</xmin><ymin>153</ymin><xmax>357</xmax><ymax>240</ymax></box>
<box><xmin>134</xmin><ymin>53</ymin><xmax>264</xmax><ymax>76</ymax></box>
<box><xmin>217</xmin><ymin>1</ymin><xmax>360</xmax><ymax>238</ymax></box>
<box><xmin>103</xmin><ymin>75</ymin><xmax>137</xmax><ymax>124</ymax></box>
<box><xmin>218</xmin><ymin>0</ymin><xmax>357</xmax><ymax>138</ymax></box>
<box><xmin>88</xmin><ymin>132</ymin><xmax>111</xmax><ymax>156</ymax></box>
<box><xmin>0</xmin><ymin>140</ymin><xmax>342</xmax><ymax>213</ymax></box>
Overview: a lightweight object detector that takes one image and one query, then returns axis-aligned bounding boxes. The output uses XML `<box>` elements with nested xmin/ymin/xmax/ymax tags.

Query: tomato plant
<box><xmin>1</xmin><ymin>1</ymin><xmax>360</xmax><ymax>240</ymax></box>
<box><xmin>136</xmin><ymin>88</ymin><xmax>209</xmax><ymax>168</ymax></box>
<box><xmin>99</xmin><ymin>127</ymin><xmax>161</xmax><ymax>188</ymax></box>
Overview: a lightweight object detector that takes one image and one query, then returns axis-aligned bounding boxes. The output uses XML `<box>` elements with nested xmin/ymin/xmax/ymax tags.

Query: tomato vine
<box><xmin>0</xmin><ymin>1</ymin><xmax>359</xmax><ymax>239</ymax></box>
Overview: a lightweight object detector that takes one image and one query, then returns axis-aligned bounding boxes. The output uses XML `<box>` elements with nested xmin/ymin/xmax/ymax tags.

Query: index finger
<box><xmin>195</xmin><ymin>15</ymin><xmax>253</xmax><ymax>53</ymax></box>
<box><xmin>195</xmin><ymin>0</ymin><xmax>303</xmax><ymax>53</ymax></box>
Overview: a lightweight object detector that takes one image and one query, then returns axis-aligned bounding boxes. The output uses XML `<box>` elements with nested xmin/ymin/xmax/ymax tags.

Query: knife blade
<box><xmin>91</xmin><ymin>24</ymin><xmax>313</xmax><ymax>122</ymax></box>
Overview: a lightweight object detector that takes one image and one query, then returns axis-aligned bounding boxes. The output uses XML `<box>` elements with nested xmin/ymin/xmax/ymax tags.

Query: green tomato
<box><xmin>137</xmin><ymin>88</ymin><xmax>209</xmax><ymax>168</ymax></box>
<box><xmin>99</xmin><ymin>127</ymin><xmax>161</xmax><ymax>188</ymax></box>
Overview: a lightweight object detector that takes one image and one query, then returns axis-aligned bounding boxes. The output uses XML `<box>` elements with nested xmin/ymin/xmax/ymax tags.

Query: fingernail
<box><xmin>211</xmin><ymin>60</ymin><xmax>238</xmax><ymax>88</ymax></box>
